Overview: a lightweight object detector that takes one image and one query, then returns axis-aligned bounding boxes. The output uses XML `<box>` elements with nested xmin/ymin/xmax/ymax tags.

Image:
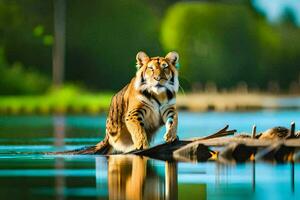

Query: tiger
<box><xmin>73</xmin><ymin>51</ymin><xmax>180</xmax><ymax>154</ymax></box>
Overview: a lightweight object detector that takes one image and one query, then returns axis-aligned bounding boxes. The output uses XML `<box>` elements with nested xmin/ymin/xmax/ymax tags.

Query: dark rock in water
<box><xmin>261</xmin><ymin>144</ymin><xmax>294</xmax><ymax>163</ymax></box>
<box><xmin>196</xmin><ymin>144</ymin><xmax>213</xmax><ymax>162</ymax></box>
<box><xmin>220</xmin><ymin>143</ymin><xmax>256</xmax><ymax>162</ymax></box>
<box><xmin>231</xmin><ymin>144</ymin><xmax>256</xmax><ymax>162</ymax></box>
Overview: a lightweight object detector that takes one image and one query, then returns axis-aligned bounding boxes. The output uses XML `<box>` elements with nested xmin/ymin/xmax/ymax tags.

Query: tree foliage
<box><xmin>0</xmin><ymin>47</ymin><xmax>49</xmax><ymax>95</ymax></box>
<box><xmin>0</xmin><ymin>1</ymin><xmax>300</xmax><ymax>93</ymax></box>
<box><xmin>161</xmin><ymin>2</ymin><xmax>300</xmax><ymax>90</ymax></box>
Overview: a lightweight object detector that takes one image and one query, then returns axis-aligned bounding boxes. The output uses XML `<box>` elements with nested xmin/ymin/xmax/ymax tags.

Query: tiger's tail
<box><xmin>46</xmin><ymin>135</ymin><xmax>111</xmax><ymax>155</ymax></box>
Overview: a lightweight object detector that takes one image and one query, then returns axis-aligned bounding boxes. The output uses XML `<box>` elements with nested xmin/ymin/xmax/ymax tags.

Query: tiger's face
<box><xmin>135</xmin><ymin>51</ymin><xmax>179</xmax><ymax>94</ymax></box>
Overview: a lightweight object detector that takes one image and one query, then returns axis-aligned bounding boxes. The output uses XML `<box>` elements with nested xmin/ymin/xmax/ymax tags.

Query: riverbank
<box><xmin>0</xmin><ymin>91</ymin><xmax>299</xmax><ymax>115</ymax></box>
<box><xmin>177</xmin><ymin>93</ymin><xmax>300</xmax><ymax>111</ymax></box>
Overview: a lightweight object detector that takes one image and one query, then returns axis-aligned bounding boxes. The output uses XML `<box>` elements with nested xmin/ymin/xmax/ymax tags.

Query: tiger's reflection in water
<box><xmin>105</xmin><ymin>155</ymin><xmax>178</xmax><ymax>200</ymax></box>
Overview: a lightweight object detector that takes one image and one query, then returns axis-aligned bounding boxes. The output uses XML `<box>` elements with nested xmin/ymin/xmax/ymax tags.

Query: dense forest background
<box><xmin>0</xmin><ymin>0</ymin><xmax>299</xmax><ymax>95</ymax></box>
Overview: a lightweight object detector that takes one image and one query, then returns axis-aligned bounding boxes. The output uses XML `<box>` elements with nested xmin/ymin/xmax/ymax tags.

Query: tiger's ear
<box><xmin>136</xmin><ymin>51</ymin><xmax>149</xmax><ymax>69</ymax></box>
<box><xmin>165</xmin><ymin>51</ymin><xmax>179</xmax><ymax>69</ymax></box>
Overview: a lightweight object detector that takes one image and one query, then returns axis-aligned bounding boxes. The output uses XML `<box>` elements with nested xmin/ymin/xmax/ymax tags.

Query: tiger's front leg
<box><xmin>125</xmin><ymin>108</ymin><xmax>149</xmax><ymax>150</ymax></box>
<box><xmin>163</xmin><ymin>107</ymin><xmax>178</xmax><ymax>143</ymax></box>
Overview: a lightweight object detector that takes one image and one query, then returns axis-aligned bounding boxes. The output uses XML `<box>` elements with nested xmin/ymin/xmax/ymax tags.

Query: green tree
<box><xmin>161</xmin><ymin>2</ymin><xmax>300</xmax><ymax>90</ymax></box>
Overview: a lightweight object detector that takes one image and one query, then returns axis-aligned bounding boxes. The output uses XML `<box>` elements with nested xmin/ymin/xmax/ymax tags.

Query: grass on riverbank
<box><xmin>1</xmin><ymin>86</ymin><xmax>300</xmax><ymax>115</ymax></box>
<box><xmin>0</xmin><ymin>86</ymin><xmax>113</xmax><ymax>115</ymax></box>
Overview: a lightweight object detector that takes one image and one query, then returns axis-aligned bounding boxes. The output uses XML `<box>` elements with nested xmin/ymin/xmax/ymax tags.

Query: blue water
<box><xmin>0</xmin><ymin>110</ymin><xmax>299</xmax><ymax>199</ymax></box>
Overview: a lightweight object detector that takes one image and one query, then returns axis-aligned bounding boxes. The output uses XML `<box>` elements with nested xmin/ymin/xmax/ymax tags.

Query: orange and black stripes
<box><xmin>126</xmin><ymin>108</ymin><xmax>146</xmax><ymax>127</ymax></box>
<box><xmin>162</xmin><ymin>107</ymin><xmax>176</xmax><ymax>122</ymax></box>
<box><xmin>106</xmin><ymin>85</ymin><xmax>128</xmax><ymax>137</ymax></box>
<box><xmin>102</xmin><ymin>52</ymin><xmax>179</xmax><ymax>152</ymax></box>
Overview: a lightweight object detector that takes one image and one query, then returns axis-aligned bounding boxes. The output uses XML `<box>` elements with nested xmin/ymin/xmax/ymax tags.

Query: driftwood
<box><xmin>48</xmin><ymin>121</ymin><xmax>300</xmax><ymax>163</ymax></box>
<box><xmin>127</xmin><ymin>125</ymin><xmax>236</xmax><ymax>161</ymax></box>
<box><xmin>172</xmin><ymin>122</ymin><xmax>300</xmax><ymax>163</ymax></box>
<box><xmin>46</xmin><ymin>125</ymin><xmax>235</xmax><ymax>156</ymax></box>
<box><xmin>173</xmin><ymin>137</ymin><xmax>300</xmax><ymax>162</ymax></box>
<box><xmin>128</xmin><ymin>122</ymin><xmax>300</xmax><ymax>163</ymax></box>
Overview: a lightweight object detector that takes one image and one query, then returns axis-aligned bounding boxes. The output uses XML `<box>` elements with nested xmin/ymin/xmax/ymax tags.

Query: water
<box><xmin>0</xmin><ymin>110</ymin><xmax>300</xmax><ymax>199</ymax></box>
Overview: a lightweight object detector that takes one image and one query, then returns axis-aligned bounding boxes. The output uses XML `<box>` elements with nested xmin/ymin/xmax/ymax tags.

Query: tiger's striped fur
<box><xmin>95</xmin><ymin>51</ymin><xmax>180</xmax><ymax>153</ymax></box>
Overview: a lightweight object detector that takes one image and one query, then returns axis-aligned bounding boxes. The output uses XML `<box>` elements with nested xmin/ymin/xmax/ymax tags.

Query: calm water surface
<box><xmin>0</xmin><ymin>110</ymin><xmax>299</xmax><ymax>200</ymax></box>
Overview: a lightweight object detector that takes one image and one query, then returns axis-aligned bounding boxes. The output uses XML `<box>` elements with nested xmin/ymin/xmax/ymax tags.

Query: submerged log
<box><xmin>173</xmin><ymin>122</ymin><xmax>300</xmax><ymax>163</ymax></box>
<box><xmin>220</xmin><ymin>143</ymin><xmax>257</xmax><ymax>162</ymax></box>
<box><xmin>127</xmin><ymin>125</ymin><xmax>236</xmax><ymax>161</ymax></box>
<box><xmin>255</xmin><ymin>141</ymin><xmax>295</xmax><ymax>162</ymax></box>
<box><xmin>48</xmin><ymin>122</ymin><xmax>300</xmax><ymax>163</ymax></box>
<box><xmin>173</xmin><ymin>136</ymin><xmax>300</xmax><ymax>162</ymax></box>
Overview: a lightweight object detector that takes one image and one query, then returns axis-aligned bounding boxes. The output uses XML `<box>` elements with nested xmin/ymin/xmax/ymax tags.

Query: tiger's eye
<box><xmin>147</xmin><ymin>64</ymin><xmax>154</xmax><ymax>70</ymax></box>
<box><xmin>161</xmin><ymin>63</ymin><xmax>168</xmax><ymax>68</ymax></box>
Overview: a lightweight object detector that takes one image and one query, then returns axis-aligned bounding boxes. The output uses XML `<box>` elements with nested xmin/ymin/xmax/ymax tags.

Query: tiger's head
<box><xmin>134</xmin><ymin>51</ymin><xmax>179</xmax><ymax>94</ymax></box>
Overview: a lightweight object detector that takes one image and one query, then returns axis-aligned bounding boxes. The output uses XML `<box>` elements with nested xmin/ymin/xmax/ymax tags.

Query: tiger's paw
<box><xmin>134</xmin><ymin>140</ymin><xmax>149</xmax><ymax>150</ymax></box>
<box><xmin>164</xmin><ymin>132</ymin><xmax>177</xmax><ymax>143</ymax></box>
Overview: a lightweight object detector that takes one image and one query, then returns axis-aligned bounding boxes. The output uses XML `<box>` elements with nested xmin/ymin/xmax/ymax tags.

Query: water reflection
<box><xmin>54</xmin><ymin>115</ymin><xmax>66</xmax><ymax>200</ymax></box>
<box><xmin>291</xmin><ymin>161</ymin><xmax>295</xmax><ymax>193</ymax></box>
<box><xmin>53</xmin><ymin>115</ymin><xmax>65</xmax><ymax>147</ymax></box>
<box><xmin>252</xmin><ymin>160</ymin><xmax>256</xmax><ymax>192</ymax></box>
<box><xmin>0</xmin><ymin>112</ymin><xmax>299</xmax><ymax>199</ymax></box>
<box><xmin>98</xmin><ymin>155</ymin><xmax>178</xmax><ymax>200</ymax></box>
<box><xmin>165</xmin><ymin>162</ymin><xmax>178</xmax><ymax>200</ymax></box>
<box><xmin>0</xmin><ymin>154</ymin><xmax>297</xmax><ymax>199</ymax></box>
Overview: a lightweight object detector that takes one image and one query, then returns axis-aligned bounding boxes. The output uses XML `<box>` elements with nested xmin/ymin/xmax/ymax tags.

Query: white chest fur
<box><xmin>136</xmin><ymin>94</ymin><xmax>175</xmax><ymax>130</ymax></box>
